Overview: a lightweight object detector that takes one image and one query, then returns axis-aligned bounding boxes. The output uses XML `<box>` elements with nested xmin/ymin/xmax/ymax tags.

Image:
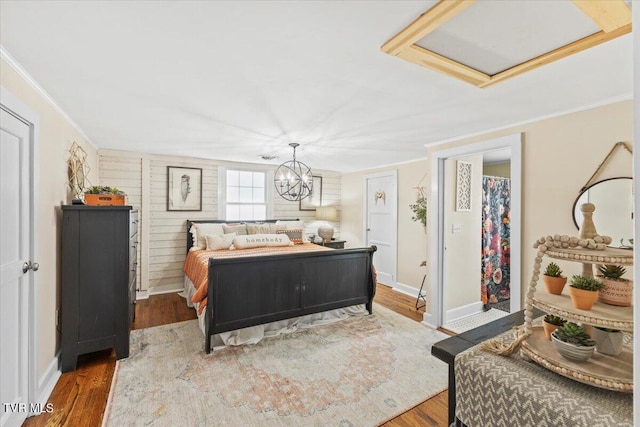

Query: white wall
<box><xmin>98</xmin><ymin>149</ymin><xmax>342</xmax><ymax>294</ymax></box>
<box><xmin>483</xmin><ymin>162</ymin><xmax>510</xmax><ymax>178</ymax></box>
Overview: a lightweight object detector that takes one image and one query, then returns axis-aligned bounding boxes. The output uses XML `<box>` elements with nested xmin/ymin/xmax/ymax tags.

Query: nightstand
<box><xmin>317</xmin><ymin>239</ymin><xmax>345</xmax><ymax>249</ymax></box>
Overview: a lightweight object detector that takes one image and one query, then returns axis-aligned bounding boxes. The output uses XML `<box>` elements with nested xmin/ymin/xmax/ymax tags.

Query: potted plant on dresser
<box><xmin>84</xmin><ymin>186</ymin><xmax>127</xmax><ymax>206</ymax></box>
<box><xmin>568</xmin><ymin>275</ymin><xmax>605</xmax><ymax>310</ymax></box>
<box><xmin>551</xmin><ymin>322</ymin><xmax>596</xmax><ymax>362</ymax></box>
<box><xmin>592</xmin><ymin>327</ymin><xmax>624</xmax><ymax>356</ymax></box>
<box><xmin>542</xmin><ymin>314</ymin><xmax>566</xmax><ymax>340</ymax></box>
<box><xmin>596</xmin><ymin>265</ymin><xmax>633</xmax><ymax>307</ymax></box>
<box><xmin>542</xmin><ymin>262</ymin><xmax>567</xmax><ymax>295</ymax></box>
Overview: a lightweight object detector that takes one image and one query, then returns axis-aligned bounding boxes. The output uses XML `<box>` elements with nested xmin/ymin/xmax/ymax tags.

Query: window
<box><xmin>225</xmin><ymin>170</ymin><xmax>267</xmax><ymax>220</ymax></box>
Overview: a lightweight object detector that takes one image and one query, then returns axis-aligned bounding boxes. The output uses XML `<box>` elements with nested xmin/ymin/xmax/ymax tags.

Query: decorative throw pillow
<box><xmin>275</xmin><ymin>220</ymin><xmax>305</xmax><ymax>230</ymax></box>
<box><xmin>231</xmin><ymin>234</ymin><xmax>292</xmax><ymax>250</ymax></box>
<box><xmin>222</xmin><ymin>223</ymin><xmax>248</xmax><ymax>235</ymax></box>
<box><xmin>190</xmin><ymin>223</ymin><xmax>225</xmax><ymax>250</ymax></box>
<box><xmin>276</xmin><ymin>228</ymin><xmax>303</xmax><ymax>244</ymax></box>
<box><xmin>205</xmin><ymin>232</ymin><xmax>237</xmax><ymax>251</ymax></box>
<box><xmin>246</xmin><ymin>223</ymin><xmax>271</xmax><ymax>235</ymax></box>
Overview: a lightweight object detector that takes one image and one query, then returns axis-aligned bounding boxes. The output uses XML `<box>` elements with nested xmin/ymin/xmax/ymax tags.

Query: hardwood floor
<box><xmin>23</xmin><ymin>285</ymin><xmax>449</xmax><ymax>427</ymax></box>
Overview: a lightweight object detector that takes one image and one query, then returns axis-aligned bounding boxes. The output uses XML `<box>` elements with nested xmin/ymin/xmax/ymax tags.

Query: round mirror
<box><xmin>572</xmin><ymin>177</ymin><xmax>633</xmax><ymax>247</ymax></box>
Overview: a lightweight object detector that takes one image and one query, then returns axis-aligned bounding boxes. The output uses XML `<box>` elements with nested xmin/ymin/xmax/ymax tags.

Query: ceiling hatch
<box><xmin>381</xmin><ymin>0</ymin><xmax>632</xmax><ymax>88</ymax></box>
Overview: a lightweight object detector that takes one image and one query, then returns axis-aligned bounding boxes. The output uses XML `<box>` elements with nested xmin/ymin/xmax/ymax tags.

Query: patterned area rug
<box><xmin>103</xmin><ymin>304</ymin><xmax>448</xmax><ymax>427</ymax></box>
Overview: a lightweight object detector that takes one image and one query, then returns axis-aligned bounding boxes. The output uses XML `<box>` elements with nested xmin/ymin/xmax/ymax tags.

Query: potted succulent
<box><xmin>568</xmin><ymin>275</ymin><xmax>605</xmax><ymax>310</ymax></box>
<box><xmin>84</xmin><ymin>186</ymin><xmax>127</xmax><ymax>206</ymax></box>
<box><xmin>542</xmin><ymin>262</ymin><xmax>567</xmax><ymax>295</ymax></box>
<box><xmin>551</xmin><ymin>322</ymin><xmax>596</xmax><ymax>362</ymax></box>
<box><xmin>592</xmin><ymin>326</ymin><xmax>624</xmax><ymax>356</ymax></box>
<box><xmin>542</xmin><ymin>314</ymin><xmax>566</xmax><ymax>341</ymax></box>
<box><xmin>596</xmin><ymin>265</ymin><xmax>632</xmax><ymax>307</ymax></box>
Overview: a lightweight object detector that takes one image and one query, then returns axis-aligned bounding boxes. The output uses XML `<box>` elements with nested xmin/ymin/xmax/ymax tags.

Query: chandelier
<box><xmin>274</xmin><ymin>143</ymin><xmax>314</xmax><ymax>202</ymax></box>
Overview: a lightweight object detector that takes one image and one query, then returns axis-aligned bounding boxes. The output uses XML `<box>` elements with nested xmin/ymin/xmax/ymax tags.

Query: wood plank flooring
<box><xmin>23</xmin><ymin>284</ymin><xmax>448</xmax><ymax>427</ymax></box>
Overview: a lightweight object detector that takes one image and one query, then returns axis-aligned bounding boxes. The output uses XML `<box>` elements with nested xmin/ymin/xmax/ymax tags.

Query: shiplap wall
<box><xmin>98</xmin><ymin>149</ymin><xmax>341</xmax><ymax>295</ymax></box>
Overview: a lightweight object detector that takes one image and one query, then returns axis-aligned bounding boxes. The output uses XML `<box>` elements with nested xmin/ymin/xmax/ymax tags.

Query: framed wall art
<box><xmin>167</xmin><ymin>166</ymin><xmax>202</xmax><ymax>211</ymax></box>
<box><xmin>299</xmin><ymin>175</ymin><xmax>323</xmax><ymax>211</ymax></box>
<box><xmin>456</xmin><ymin>160</ymin><xmax>472</xmax><ymax>212</ymax></box>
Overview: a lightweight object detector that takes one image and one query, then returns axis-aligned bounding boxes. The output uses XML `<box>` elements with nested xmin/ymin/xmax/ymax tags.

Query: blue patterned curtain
<box><xmin>481</xmin><ymin>176</ymin><xmax>511</xmax><ymax>306</ymax></box>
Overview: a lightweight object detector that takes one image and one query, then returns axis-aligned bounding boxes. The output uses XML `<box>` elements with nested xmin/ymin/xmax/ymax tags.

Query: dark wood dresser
<box><xmin>60</xmin><ymin>205</ymin><xmax>137</xmax><ymax>372</ymax></box>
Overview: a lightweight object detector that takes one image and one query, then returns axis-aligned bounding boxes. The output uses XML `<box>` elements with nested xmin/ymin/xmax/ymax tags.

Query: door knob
<box><xmin>22</xmin><ymin>261</ymin><xmax>39</xmax><ymax>273</ymax></box>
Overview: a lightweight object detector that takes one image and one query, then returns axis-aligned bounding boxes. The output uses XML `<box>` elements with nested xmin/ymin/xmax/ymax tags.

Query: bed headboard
<box><xmin>185</xmin><ymin>219</ymin><xmax>298</xmax><ymax>253</ymax></box>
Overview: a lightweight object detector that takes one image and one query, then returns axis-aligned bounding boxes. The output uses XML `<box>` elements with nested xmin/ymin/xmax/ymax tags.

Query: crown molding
<box><xmin>1</xmin><ymin>45</ymin><xmax>97</xmax><ymax>149</ymax></box>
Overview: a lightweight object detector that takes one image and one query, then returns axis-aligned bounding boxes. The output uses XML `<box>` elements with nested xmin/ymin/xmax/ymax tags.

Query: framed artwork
<box><xmin>167</xmin><ymin>166</ymin><xmax>202</xmax><ymax>211</ymax></box>
<box><xmin>299</xmin><ymin>175</ymin><xmax>323</xmax><ymax>211</ymax></box>
<box><xmin>456</xmin><ymin>161</ymin><xmax>472</xmax><ymax>212</ymax></box>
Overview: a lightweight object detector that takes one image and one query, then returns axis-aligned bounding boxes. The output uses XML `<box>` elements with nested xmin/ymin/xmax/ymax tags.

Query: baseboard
<box><xmin>136</xmin><ymin>290</ymin><xmax>149</xmax><ymax>300</ymax></box>
<box><xmin>445</xmin><ymin>301</ymin><xmax>484</xmax><ymax>323</ymax></box>
<box><xmin>34</xmin><ymin>352</ymin><xmax>61</xmax><ymax>413</ymax></box>
<box><xmin>391</xmin><ymin>282</ymin><xmax>421</xmax><ymax>298</ymax></box>
<box><xmin>421</xmin><ymin>312</ymin><xmax>437</xmax><ymax>329</ymax></box>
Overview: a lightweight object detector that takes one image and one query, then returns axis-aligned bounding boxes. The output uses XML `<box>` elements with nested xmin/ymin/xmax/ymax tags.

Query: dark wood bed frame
<box><xmin>186</xmin><ymin>219</ymin><xmax>377</xmax><ymax>353</ymax></box>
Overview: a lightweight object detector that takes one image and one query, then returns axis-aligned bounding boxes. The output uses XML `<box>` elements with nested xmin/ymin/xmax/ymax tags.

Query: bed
<box><xmin>183</xmin><ymin>219</ymin><xmax>377</xmax><ymax>353</ymax></box>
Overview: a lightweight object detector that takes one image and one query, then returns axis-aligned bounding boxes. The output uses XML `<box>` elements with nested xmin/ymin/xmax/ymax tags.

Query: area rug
<box><xmin>103</xmin><ymin>304</ymin><xmax>448</xmax><ymax>427</ymax></box>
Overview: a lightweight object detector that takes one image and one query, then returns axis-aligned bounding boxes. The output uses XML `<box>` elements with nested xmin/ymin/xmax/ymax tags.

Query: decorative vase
<box><xmin>568</xmin><ymin>287</ymin><xmax>598</xmax><ymax>310</ymax></box>
<box><xmin>597</xmin><ymin>276</ymin><xmax>633</xmax><ymax>307</ymax></box>
<box><xmin>542</xmin><ymin>275</ymin><xmax>567</xmax><ymax>295</ymax></box>
<box><xmin>551</xmin><ymin>334</ymin><xmax>595</xmax><ymax>362</ymax></box>
<box><xmin>592</xmin><ymin>327</ymin><xmax>624</xmax><ymax>356</ymax></box>
<box><xmin>542</xmin><ymin>320</ymin><xmax>562</xmax><ymax>341</ymax></box>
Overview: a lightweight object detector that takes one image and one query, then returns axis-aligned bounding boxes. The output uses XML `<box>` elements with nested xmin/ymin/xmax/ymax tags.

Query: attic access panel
<box><xmin>381</xmin><ymin>0</ymin><xmax>632</xmax><ymax>88</ymax></box>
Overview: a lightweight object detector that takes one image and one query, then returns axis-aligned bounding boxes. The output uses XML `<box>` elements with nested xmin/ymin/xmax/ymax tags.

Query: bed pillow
<box><xmin>231</xmin><ymin>234</ymin><xmax>292</xmax><ymax>250</ymax></box>
<box><xmin>222</xmin><ymin>223</ymin><xmax>248</xmax><ymax>235</ymax></box>
<box><xmin>246</xmin><ymin>223</ymin><xmax>271</xmax><ymax>235</ymax></box>
<box><xmin>205</xmin><ymin>232</ymin><xmax>237</xmax><ymax>251</ymax></box>
<box><xmin>276</xmin><ymin>228</ymin><xmax>303</xmax><ymax>244</ymax></box>
<box><xmin>190</xmin><ymin>223</ymin><xmax>225</xmax><ymax>250</ymax></box>
<box><xmin>275</xmin><ymin>220</ymin><xmax>305</xmax><ymax>230</ymax></box>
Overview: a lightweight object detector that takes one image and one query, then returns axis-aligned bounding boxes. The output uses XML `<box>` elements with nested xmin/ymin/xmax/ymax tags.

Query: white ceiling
<box><xmin>0</xmin><ymin>1</ymin><xmax>633</xmax><ymax>173</ymax></box>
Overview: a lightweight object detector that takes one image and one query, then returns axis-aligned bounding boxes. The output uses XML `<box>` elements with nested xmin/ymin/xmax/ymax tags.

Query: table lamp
<box><xmin>316</xmin><ymin>206</ymin><xmax>337</xmax><ymax>242</ymax></box>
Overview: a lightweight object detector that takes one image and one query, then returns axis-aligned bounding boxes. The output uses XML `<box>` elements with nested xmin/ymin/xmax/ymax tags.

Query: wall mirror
<box><xmin>572</xmin><ymin>177</ymin><xmax>633</xmax><ymax>247</ymax></box>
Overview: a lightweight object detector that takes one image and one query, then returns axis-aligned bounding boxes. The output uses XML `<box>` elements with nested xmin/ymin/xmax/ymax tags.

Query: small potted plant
<box><xmin>592</xmin><ymin>326</ymin><xmax>624</xmax><ymax>356</ymax></box>
<box><xmin>596</xmin><ymin>265</ymin><xmax>632</xmax><ymax>307</ymax></box>
<box><xmin>542</xmin><ymin>262</ymin><xmax>567</xmax><ymax>295</ymax></box>
<box><xmin>542</xmin><ymin>314</ymin><xmax>566</xmax><ymax>341</ymax></box>
<box><xmin>551</xmin><ymin>322</ymin><xmax>596</xmax><ymax>362</ymax></box>
<box><xmin>84</xmin><ymin>186</ymin><xmax>127</xmax><ymax>206</ymax></box>
<box><xmin>568</xmin><ymin>275</ymin><xmax>605</xmax><ymax>310</ymax></box>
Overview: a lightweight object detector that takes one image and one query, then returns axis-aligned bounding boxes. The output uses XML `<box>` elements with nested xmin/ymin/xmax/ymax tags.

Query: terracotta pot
<box><xmin>597</xmin><ymin>276</ymin><xmax>633</xmax><ymax>307</ymax></box>
<box><xmin>542</xmin><ymin>320</ymin><xmax>562</xmax><ymax>341</ymax></box>
<box><xmin>551</xmin><ymin>334</ymin><xmax>595</xmax><ymax>362</ymax></box>
<box><xmin>542</xmin><ymin>275</ymin><xmax>567</xmax><ymax>295</ymax></box>
<box><xmin>568</xmin><ymin>286</ymin><xmax>599</xmax><ymax>310</ymax></box>
<box><xmin>592</xmin><ymin>327</ymin><xmax>624</xmax><ymax>356</ymax></box>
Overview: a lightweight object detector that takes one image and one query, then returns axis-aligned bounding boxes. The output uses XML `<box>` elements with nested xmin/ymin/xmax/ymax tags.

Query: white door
<box><xmin>0</xmin><ymin>108</ymin><xmax>33</xmax><ymax>427</ymax></box>
<box><xmin>365</xmin><ymin>171</ymin><xmax>397</xmax><ymax>286</ymax></box>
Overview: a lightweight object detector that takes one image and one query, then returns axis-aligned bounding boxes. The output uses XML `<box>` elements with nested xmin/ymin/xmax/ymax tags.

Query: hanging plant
<box><xmin>409</xmin><ymin>187</ymin><xmax>427</xmax><ymax>228</ymax></box>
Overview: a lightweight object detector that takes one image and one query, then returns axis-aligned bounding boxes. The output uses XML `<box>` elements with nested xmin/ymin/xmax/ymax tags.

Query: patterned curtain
<box><xmin>481</xmin><ymin>176</ymin><xmax>511</xmax><ymax>306</ymax></box>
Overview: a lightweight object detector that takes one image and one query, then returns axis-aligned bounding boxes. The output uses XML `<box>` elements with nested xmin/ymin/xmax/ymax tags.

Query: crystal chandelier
<box><xmin>274</xmin><ymin>143</ymin><xmax>314</xmax><ymax>201</ymax></box>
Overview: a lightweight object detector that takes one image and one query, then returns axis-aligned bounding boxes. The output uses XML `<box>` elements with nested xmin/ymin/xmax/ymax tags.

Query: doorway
<box><xmin>365</xmin><ymin>170</ymin><xmax>398</xmax><ymax>286</ymax></box>
<box><xmin>1</xmin><ymin>87</ymin><xmax>39</xmax><ymax>424</ymax></box>
<box><xmin>427</xmin><ymin>134</ymin><xmax>522</xmax><ymax>330</ymax></box>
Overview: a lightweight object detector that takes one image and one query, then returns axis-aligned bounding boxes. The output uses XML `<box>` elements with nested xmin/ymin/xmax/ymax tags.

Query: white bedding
<box><xmin>180</xmin><ymin>276</ymin><xmax>367</xmax><ymax>351</ymax></box>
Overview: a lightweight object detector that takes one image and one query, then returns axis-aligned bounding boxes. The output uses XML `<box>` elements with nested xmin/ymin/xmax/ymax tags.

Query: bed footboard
<box><xmin>204</xmin><ymin>246</ymin><xmax>376</xmax><ymax>353</ymax></box>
